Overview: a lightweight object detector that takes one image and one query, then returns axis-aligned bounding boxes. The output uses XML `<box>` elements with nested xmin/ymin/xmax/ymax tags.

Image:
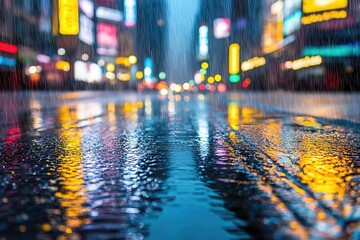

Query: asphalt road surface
<box><xmin>1</xmin><ymin>91</ymin><xmax>360</xmax><ymax>240</ymax></box>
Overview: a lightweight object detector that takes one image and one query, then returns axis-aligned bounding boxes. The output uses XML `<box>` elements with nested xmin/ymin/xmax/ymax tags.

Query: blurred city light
<box><xmin>106</xmin><ymin>63</ymin><xmax>115</xmax><ymax>72</ymax></box>
<box><xmin>229</xmin><ymin>43</ymin><xmax>240</xmax><ymax>75</ymax></box>
<box><xmin>96</xmin><ymin>6</ymin><xmax>123</xmax><ymax>22</ymax></box>
<box><xmin>302</xmin><ymin>0</ymin><xmax>348</xmax><ymax>14</ymax></box>
<box><xmin>242</xmin><ymin>78</ymin><xmax>252</xmax><ymax>88</ymax></box>
<box><xmin>57</xmin><ymin>48</ymin><xmax>66</xmax><ymax>56</ymax></box>
<box><xmin>183</xmin><ymin>82</ymin><xmax>190</xmax><ymax>90</ymax></box>
<box><xmin>284</xmin><ymin>55</ymin><xmax>322</xmax><ymax>70</ymax></box>
<box><xmin>229</xmin><ymin>74</ymin><xmax>240</xmax><ymax>83</ymax></box>
<box><xmin>55</xmin><ymin>60</ymin><xmax>70</xmax><ymax>71</ymax></box>
<box><xmin>303</xmin><ymin>44</ymin><xmax>360</xmax><ymax>57</ymax></box>
<box><xmin>241</xmin><ymin>57</ymin><xmax>266</xmax><ymax>71</ymax></box>
<box><xmin>58</xmin><ymin>0</ymin><xmax>79</xmax><ymax>35</ymax></box>
<box><xmin>36</xmin><ymin>54</ymin><xmax>51</xmax><ymax>63</ymax></box>
<box><xmin>81</xmin><ymin>53</ymin><xmax>89</xmax><ymax>61</ymax></box>
<box><xmin>214</xmin><ymin>74</ymin><xmax>222</xmax><ymax>82</ymax></box>
<box><xmin>213</xmin><ymin>18</ymin><xmax>231</xmax><ymax>39</ymax></box>
<box><xmin>0</xmin><ymin>42</ymin><xmax>18</xmax><ymax>54</ymax></box>
<box><xmin>116</xmin><ymin>57</ymin><xmax>131</xmax><ymax>67</ymax></box>
<box><xmin>217</xmin><ymin>83</ymin><xmax>227</xmax><ymax>92</ymax></box>
<box><xmin>160</xmin><ymin>88</ymin><xmax>168</xmax><ymax>96</ymax></box>
<box><xmin>200</xmin><ymin>69</ymin><xmax>207</xmax><ymax>75</ymax></box>
<box><xmin>97</xmin><ymin>59</ymin><xmax>105</xmax><ymax>67</ymax></box>
<box><xmin>159</xmin><ymin>72</ymin><xmax>166</xmax><ymax>79</ymax></box>
<box><xmin>301</xmin><ymin>10</ymin><xmax>347</xmax><ymax>25</ymax></box>
<box><xmin>105</xmin><ymin>72</ymin><xmax>115</xmax><ymax>80</ymax></box>
<box><xmin>201</xmin><ymin>62</ymin><xmax>209</xmax><ymax>70</ymax></box>
<box><xmin>128</xmin><ymin>55</ymin><xmax>137</xmax><ymax>64</ymax></box>
<box><xmin>207</xmin><ymin>76</ymin><xmax>214</xmax><ymax>84</ymax></box>
<box><xmin>124</xmin><ymin>0</ymin><xmax>137</xmax><ymax>28</ymax></box>
<box><xmin>198</xmin><ymin>25</ymin><xmax>209</xmax><ymax>60</ymax></box>
<box><xmin>117</xmin><ymin>72</ymin><xmax>131</xmax><ymax>81</ymax></box>
<box><xmin>136</xmin><ymin>71</ymin><xmax>144</xmax><ymax>79</ymax></box>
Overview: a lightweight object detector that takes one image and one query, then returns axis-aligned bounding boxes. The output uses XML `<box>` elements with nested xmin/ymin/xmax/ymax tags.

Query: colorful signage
<box><xmin>58</xmin><ymin>0</ymin><xmax>79</xmax><ymax>35</ymax></box>
<box><xmin>74</xmin><ymin>61</ymin><xmax>102</xmax><ymax>82</ymax></box>
<box><xmin>79</xmin><ymin>14</ymin><xmax>94</xmax><ymax>45</ymax></box>
<box><xmin>96</xmin><ymin>6</ymin><xmax>123</xmax><ymax>22</ymax></box>
<box><xmin>241</xmin><ymin>57</ymin><xmax>266</xmax><ymax>72</ymax></box>
<box><xmin>0</xmin><ymin>56</ymin><xmax>16</xmax><ymax>67</ymax></box>
<box><xmin>284</xmin><ymin>56</ymin><xmax>322</xmax><ymax>70</ymax></box>
<box><xmin>283</xmin><ymin>11</ymin><xmax>302</xmax><ymax>36</ymax></box>
<box><xmin>97</xmin><ymin>22</ymin><xmax>118</xmax><ymax>55</ymax></box>
<box><xmin>198</xmin><ymin>25</ymin><xmax>209</xmax><ymax>60</ymax></box>
<box><xmin>0</xmin><ymin>42</ymin><xmax>18</xmax><ymax>54</ymax></box>
<box><xmin>79</xmin><ymin>0</ymin><xmax>94</xmax><ymax>18</ymax></box>
<box><xmin>124</xmin><ymin>0</ymin><xmax>137</xmax><ymax>28</ymax></box>
<box><xmin>213</xmin><ymin>18</ymin><xmax>231</xmax><ymax>39</ymax></box>
<box><xmin>302</xmin><ymin>0</ymin><xmax>348</xmax><ymax>14</ymax></box>
<box><xmin>302</xmin><ymin>10</ymin><xmax>347</xmax><ymax>25</ymax></box>
<box><xmin>283</xmin><ymin>0</ymin><xmax>301</xmax><ymax>36</ymax></box>
<box><xmin>144</xmin><ymin>57</ymin><xmax>154</xmax><ymax>81</ymax></box>
<box><xmin>229</xmin><ymin>43</ymin><xmax>240</xmax><ymax>83</ymax></box>
<box><xmin>229</xmin><ymin>43</ymin><xmax>240</xmax><ymax>75</ymax></box>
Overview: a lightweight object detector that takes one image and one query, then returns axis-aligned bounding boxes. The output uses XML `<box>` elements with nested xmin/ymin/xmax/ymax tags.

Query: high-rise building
<box><xmin>136</xmin><ymin>0</ymin><xmax>167</xmax><ymax>89</ymax></box>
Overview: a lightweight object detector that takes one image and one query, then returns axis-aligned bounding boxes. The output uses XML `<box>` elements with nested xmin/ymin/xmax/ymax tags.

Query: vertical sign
<box><xmin>124</xmin><ymin>0</ymin><xmax>137</xmax><ymax>28</ymax></box>
<box><xmin>229</xmin><ymin>43</ymin><xmax>240</xmax><ymax>83</ymax></box>
<box><xmin>58</xmin><ymin>0</ymin><xmax>79</xmax><ymax>35</ymax></box>
<box><xmin>198</xmin><ymin>25</ymin><xmax>209</xmax><ymax>60</ymax></box>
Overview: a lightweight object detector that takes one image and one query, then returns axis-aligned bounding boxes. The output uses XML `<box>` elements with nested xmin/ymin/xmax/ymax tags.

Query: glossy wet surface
<box><xmin>0</xmin><ymin>92</ymin><xmax>360</xmax><ymax>239</ymax></box>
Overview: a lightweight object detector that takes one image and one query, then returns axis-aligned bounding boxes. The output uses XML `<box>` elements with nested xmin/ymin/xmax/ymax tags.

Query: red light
<box><xmin>199</xmin><ymin>84</ymin><xmax>206</xmax><ymax>91</ymax></box>
<box><xmin>0</xmin><ymin>42</ymin><xmax>18</xmax><ymax>54</ymax></box>
<box><xmin>217</xmin><ymin>83</ymin><xmax>227</xmax><ymax>92</ymax></box>
<box><xmin>209</xmin><ymin>85</ymin><xmax>216</xmax><ymax>92</ymax></box>
<box><xmin>242</xmin><ymin>78</ymin><xmax>251</xmax><ymax>88</ymax></box>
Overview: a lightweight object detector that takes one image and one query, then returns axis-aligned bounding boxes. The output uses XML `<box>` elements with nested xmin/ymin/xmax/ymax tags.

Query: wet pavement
<box><xmin>1</xmin><ymin>91</ymin><xmax>360</xmax><ymax>239</ymax></box>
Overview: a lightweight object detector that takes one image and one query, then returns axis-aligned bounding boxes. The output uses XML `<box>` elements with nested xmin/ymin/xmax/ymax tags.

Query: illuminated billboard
<box><xmin>97</xmin><ymin>22</ymin><xmax>118</xmax><ymax>55</ymax></box>
<box><xmin>303</xmin><ymin>0</ymin><xmax>348</xmax><ymax>14</ymax></box>
<box><xmin>79</xmin><ymin>14</ymin><xmax>94</xmax><ymax>45</ymax></box>
<box><xmin>96</xmin><ymin>6</ymin><xmax>123</xmax><ymax>22</ymax></box>
<box><xmin>124</xmin><ymin>0</ymin><xmax>137</xmax><ymax>28</ymax></box>
<box><xmin>198</xmin><ymin>25</ymin><xmax>209</xmax><ymax>60</ymax></box>
<box><xmin>79</xmin><ymin>0</ymin><xmax>94</xmax><ymax>18</ymax></box>
<box><xmin>213</xmin><ymin>18</ymin><xmax>231</xmax><ymax>39</ymax></box>
<box><xmin>144</xmin><ymin>57</ymin><xmax>154</xmax><ymax>81</ymax></box>
<box><xmin>74</xmin><ymin>61</ymin><xmax>102</xmax><ymax>82</ymax></box>
<box><xmin>283</xmin><ymin>11</ymin><xmax>301</xmax><ymax>36</ymax></box>
<box><xmin>58</xmin><ymin>0</ymin><xmax>79</xmax><ymax>35</ymax></box>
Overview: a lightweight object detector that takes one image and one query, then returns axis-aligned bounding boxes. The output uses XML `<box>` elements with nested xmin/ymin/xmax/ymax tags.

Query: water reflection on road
<box><xmin>0</xmin><ymin>92</ymin><xmax>360</xmax><ymax>239</ymax></box>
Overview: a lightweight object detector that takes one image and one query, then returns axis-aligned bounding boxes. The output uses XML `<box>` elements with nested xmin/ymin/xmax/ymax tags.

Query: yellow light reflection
<box><xmin>228</xmin><ymin>103</ymin><xmax>240</xmax><ymax>130</ymax></box>
<box><xmin>56</xmin><ymin>106</ymin><xmax>90</xmax><ymax>235</ymax></box>
<box><xmin>298</xmin><ymin>137</ymin><xmax>352</xmax><ymax>200</ymax></box>
<box><xmin>107</xmin><ymin>102</ymin><xmax>116</xmax><ymax>131</ymax></box>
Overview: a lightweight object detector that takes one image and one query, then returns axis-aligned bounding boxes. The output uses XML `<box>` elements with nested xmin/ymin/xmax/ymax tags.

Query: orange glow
<box><xmin>56</xmin><ymin>60</ymin><xmax>70</xmax><ymax>71</ymax></box>
<box><xmin>116</xmin><ymin>57</ymin><xmax>131</xmax><ymax>67</ymax></box>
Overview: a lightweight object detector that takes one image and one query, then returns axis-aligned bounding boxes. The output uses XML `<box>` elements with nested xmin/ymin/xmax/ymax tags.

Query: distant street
<box><xmin>1</xmin><ymin>91</ymin><xmax>360</xmax><ymax>239</ymax></box>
